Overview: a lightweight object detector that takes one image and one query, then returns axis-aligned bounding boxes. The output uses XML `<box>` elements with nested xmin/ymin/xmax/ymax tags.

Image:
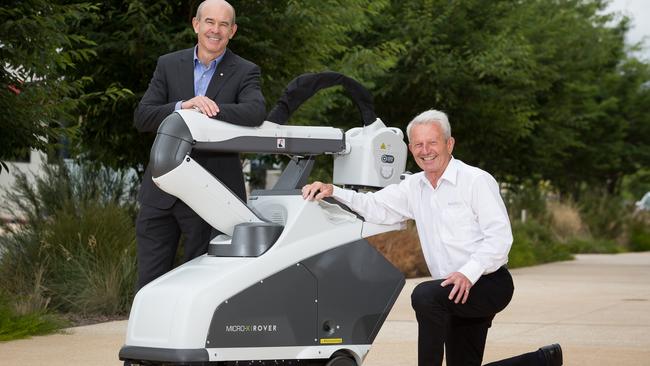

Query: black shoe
<box><xmin>539</xmin><ymin>343</ymin><xmax>563</xmax><ymax>366</ymax></box>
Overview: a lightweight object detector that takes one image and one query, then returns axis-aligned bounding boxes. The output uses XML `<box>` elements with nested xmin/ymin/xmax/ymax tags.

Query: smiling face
<box><xmin>408</xmin><ymin>122</ymin><xmax>455</xmax><ymax>185</ymax></box>
<box><xmin>192</xmin><ymin>0</ymin><xmax>237</xmax><ymax>63</ymax></box>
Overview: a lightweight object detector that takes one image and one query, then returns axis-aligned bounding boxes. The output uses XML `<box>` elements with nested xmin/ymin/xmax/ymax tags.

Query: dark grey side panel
<box><xmin>206</xmin><ymin>263</ymin><xmax>318</xmax><ymax>347</ymax></box>
<box><xmin>250</xmin><ymin>189</ymin><xmax>302</xmax><ymax>196</ymax></box>
<box><xmin>150</xmin><ymin>112</ymin><xmax>194</xmax><ymax>178</ymax></box>
<box><xmin>302</xmin><ymin>240</ymin><xmax>405</xmax><ymax>345</ymax></box>
<box><xmin>205</xmin><ymin>240</ymin><xmax>404</xmax><ymax>350</ymax></box>
<box><xmin>194</xmin><ymin>136</ymin><xmax>345</xmax><ymax>155</ymax></box>
<box><xmin>119</xmin><ymin>345</ymin><xmax>209</xmax><ymax>363</ymax></box>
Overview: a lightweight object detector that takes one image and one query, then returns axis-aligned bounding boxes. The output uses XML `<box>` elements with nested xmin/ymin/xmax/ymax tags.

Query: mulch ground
<box><xmin>63</xmin><ymin>313</ymin><xmax>128</xmax><ymax>327</ymax></box>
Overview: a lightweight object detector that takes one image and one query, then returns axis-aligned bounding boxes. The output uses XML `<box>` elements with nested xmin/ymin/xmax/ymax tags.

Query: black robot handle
<box><xmin>266</xmin><ymin>71</ymin><xmax>377</xmax><ymax>126</ymax></box>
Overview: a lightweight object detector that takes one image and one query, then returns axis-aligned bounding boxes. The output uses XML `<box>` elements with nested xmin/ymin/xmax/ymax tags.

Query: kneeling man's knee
<box><xmin>411</xmin><ymin>280</ymin><xmax>447</xmax><ymax>312</ymax></box>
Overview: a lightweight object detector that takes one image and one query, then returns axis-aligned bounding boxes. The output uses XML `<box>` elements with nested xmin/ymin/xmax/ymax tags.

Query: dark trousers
<box><xmin>135</xmin><ymin>200</ymin><xmax>213</xmax><ymax>290</ymax></box>
<box><xmin>411</xmin><ymin>267</ymin><xmax>543</xmax><ymax>366</ymax></box>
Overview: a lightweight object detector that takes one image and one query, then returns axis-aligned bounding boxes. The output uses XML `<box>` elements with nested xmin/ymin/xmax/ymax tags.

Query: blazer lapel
<box><xmin>205</xmin><ymin>48</ymin><xmax>236</xmax><ymax>100</ymax></box>
<box><xmin>179</xmin><ymin>48</ymin><xmax>195</xmax><ymax>99</ymax></box>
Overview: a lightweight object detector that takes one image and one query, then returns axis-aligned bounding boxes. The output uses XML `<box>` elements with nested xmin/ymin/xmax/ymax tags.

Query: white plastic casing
<box><xmin>333</xmin><ymin>118</ymin><xmax>407</xmax><ymax>188</ymax></box>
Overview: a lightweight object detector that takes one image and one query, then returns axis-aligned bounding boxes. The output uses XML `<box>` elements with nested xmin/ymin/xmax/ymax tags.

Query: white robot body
<box><xmin>120</xmin><ymin>73</ymin><xmax>408</xmax><ymax>366</ymax></box>
<box><xmin>334</xmin><ymin>119</ymin><xmax>407</xmax><ymax>188</ymax></box>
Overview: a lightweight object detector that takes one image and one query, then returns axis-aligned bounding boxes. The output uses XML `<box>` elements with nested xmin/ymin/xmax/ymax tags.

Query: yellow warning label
<box><xmin>320</xmin><ymin>338</ymin><xmax>343</xmax><ymax>344</ymax></box>
<box><xmin>380</xmin><ymin>143</ymin><xmax>386</xmax><ymax>149</ymax></box>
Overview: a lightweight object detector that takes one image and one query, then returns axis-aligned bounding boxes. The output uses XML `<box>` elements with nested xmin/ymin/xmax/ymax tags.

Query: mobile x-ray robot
<box><xmin>120</xmin><ymin>72</ymin><xmax>408</xmax><ymax>366</ymax></box>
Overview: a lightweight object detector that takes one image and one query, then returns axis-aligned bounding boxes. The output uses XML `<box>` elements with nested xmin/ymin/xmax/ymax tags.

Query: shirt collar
<box><xmin>439</xmin><ymin>156</ymin><xmax>459</xmax><ymax>186</ymax></box>
<box><xmin>193</xmin><ymin>46</ymin><xmax>225</xmax><ymax>68</ymax></box>
<box><xmin>417</xmin><ymin>156</ymin><xmax>459</xmax><ymax>189</ymax></box>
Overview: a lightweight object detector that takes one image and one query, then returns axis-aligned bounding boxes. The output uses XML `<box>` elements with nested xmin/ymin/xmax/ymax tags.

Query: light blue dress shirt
<box><xmin>174</xmin><ymin>46</ymin><xmax>225</xmax><ymax>110</ymax></box>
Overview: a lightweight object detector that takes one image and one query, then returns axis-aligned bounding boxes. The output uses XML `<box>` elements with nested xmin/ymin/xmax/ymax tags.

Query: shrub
<box><xmin>578</xmin><ymin>188</ymin><xmax>631</xmax><ymax>241</ymax></box>
<box><xmin>508</xmin><ymin>219</ymin><xmax>573</xmax><ymax>268</ymax></box>
<box><xmin>367</xmin><ymin>221</ymin><xmax>430</xmax><ymax>278</ymax></box>
<box><xmin>546</xmin><ymin>200</ymin><xmax>587</xmax><ymax>241</ymax></box>
<box><xmin>0</xmin><ymin>229</ymin><xmax>52</xmax><ymax>315</ymax></box>
<box><xmin>503</xmin><ymin>180</ymin><xmax>550</xmax><ymax>223</ymax></box>
<box><xmin>627</xmin><ymin>212</ymin><xmax>650</xmax><ymax>252</ymax></box>
<box><xmin>564</xmin><ymin>237</ymin><xmax>621</xmax><ymax>253</ymax></box>
<box><xmin>0</xmin><ymin>159</ymin><xmax>137</xmax><ymax>320</ymax></box>
<box><xmin>40</xmin><ymin>202</ymin><xmax>136</xmax><ymax>314</ymax></box>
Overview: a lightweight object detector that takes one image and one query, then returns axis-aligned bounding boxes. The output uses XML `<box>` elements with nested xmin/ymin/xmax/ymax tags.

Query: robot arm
<box><xmin>149</xmin><ymin>72</ymin><xmax>407</xmax><ymax>237</ymax></box>
<box><xmin>150</xmin><ymin>110</ymin><xmax>347</xmax><ymax>236</ymax></box>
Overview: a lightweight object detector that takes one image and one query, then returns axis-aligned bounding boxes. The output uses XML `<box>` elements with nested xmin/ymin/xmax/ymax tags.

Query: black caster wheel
<box><xmin>324</xmin><ymin>356</ymin><xmax>356</xmax><ymax>366</ymax></box>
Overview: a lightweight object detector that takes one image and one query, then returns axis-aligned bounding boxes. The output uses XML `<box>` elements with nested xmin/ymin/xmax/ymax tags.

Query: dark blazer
<box><xmin>135</xmin><ymin>48</ymin><xmax>266</xmax><ymax>209</ymax></box>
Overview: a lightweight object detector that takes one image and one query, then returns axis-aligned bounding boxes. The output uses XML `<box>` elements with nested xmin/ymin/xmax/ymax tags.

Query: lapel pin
<box><xmin>220</xmin><ymin>72</ymin><xmax>224</xmax><ymax>76</ymax></box>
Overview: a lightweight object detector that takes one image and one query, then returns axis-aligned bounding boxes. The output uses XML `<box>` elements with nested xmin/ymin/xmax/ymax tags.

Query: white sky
<box><xmin>606</xmin><ymin>0</ymin><xmax>650</xmax><ymax>60</ymax></box>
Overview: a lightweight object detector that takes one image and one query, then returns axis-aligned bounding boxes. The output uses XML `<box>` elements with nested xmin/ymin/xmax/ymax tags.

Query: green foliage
<box><xmin>364</xmin><ymin>0</ymin><xmax>649</xmax><ymax>193</ymax></box>
<box><xmin>0</xmin><ymin>160</ymin><xmax>137</xmax><ymax>316</ymax></box>
<box><xmin>503</xmin><ymin>181</ymin><xmax>550</xmax><ymax>223</ymax></box>
<box><xmin>578</xmin><ymin>187</ymin><xmax>631</xmax><ymax>240</ymax></box>
<box><xmin>508</xmin><ymin>220</ymin><xmax>573</xmax><ymax>268</ymax></box>
<box><xmin>621</xmin><ymin>169</ymin><xmax>650</xmax><ymax>201</ymax></box>
<box><xmin>0</xmin><ymin>1</ymin><xmax>134</xmax><ymax>172</ymax></box>
<box><xmin>39</xmin><ymin>202</ymin><xmax>137</xmax><ymax>314</ymax></box>
<box><xmin>564</xmin><ymin>237</ymin><xmax>621</xmax><ymax>254</ymax></box>
<box><xmin>627</xmin><ymin>212</ymin><xmax>650</xmax><ymax>252</ymax></box>
<box><xmin>0</xmin><ymin>292</ymin><xmax>66</xmax><ymax>341</ymax></box>
<box><xmin>0</xmin><ymin>1</ymin><xmax>97</xmax><ymax>171</ymax></box>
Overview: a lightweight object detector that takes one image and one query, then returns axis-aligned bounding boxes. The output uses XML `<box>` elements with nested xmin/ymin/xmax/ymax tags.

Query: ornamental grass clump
<box><xmin>0</xmin><ymin>159</ymin><xmax>137</xmax><ymax>337</ymax></box>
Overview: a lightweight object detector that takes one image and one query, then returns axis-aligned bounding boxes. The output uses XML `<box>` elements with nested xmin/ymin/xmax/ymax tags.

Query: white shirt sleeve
<box><xmin>458</xmin><ymin>173</ymin><xmax>513</xmax><ymax>284</ymax></box>
<box><xmin>332</xmin><ymin>182</ymin><xmax>413</xmax><ymax>225</ymax></box>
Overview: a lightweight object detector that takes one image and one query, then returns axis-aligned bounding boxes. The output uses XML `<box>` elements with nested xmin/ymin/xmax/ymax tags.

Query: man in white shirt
<box><xmin>302</xmin><ymin>110</ymin><xmax>562</xmax><ymax>366</ymax></box>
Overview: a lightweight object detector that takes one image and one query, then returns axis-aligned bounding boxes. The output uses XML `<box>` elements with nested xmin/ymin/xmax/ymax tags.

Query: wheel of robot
<box><xmin>324</xmin><ymin>355</ymin><xmax>356</xmax><ymax>366</ymax></box>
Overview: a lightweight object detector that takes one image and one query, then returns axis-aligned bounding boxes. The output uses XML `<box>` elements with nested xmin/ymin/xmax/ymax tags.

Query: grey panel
<box><xmin>205</xmin><ymin>240</ymin><xmax>403</xmax><ymax>352</ymax></box>
<box><xmin>273</xmin><ymin>157</ymin><xmax>315</xmax><ymax>190</ymax></box>
<box><xmin>194</xmin><ymin>136</ymin><xmax>345</xmax><ymax>155</ymax></box>
<box><xmin>250</xmin><ymin>189</ymin><xmax>302</xmax><ymax>196</ymax></box>
<box><xmin>150</xmin><ymin>113</ymin><xmax>194</xmax><ymax>178</ymax></box>
<box><xmin>206</xmin><ymin>263</ymin><xmax>318</xmax><ymax>348</ymax></box>
<box><xmin>208</xmin><ymin>222</ymin><xmax>284</xmax><ymax>257</ymax></box>
<box><xmin>302</xmin><ymin>240</ymin><xmax>404</xmax><ymax>345</ymax></box>
<box><xmin>118</xmin><ymin>345</ymin><xmax>208</xmax><ymax>363</ymax></box>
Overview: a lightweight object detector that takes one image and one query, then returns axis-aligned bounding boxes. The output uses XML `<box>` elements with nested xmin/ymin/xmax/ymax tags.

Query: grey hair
<box><xmin>196</xmin><ymin>0</ymin><xmax>236</xmax><ymax>24</ymax></box>
<box><xmin>405</xmin><ymin>109</ymin><xmax>452</xmax><ymax>141</ymax></box>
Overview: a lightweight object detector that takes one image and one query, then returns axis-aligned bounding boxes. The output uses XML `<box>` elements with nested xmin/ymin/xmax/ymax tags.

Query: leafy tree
<box><xmin>0</xmin><ymin>1</ymin><xmax>99</xmax><ymax>172</ymax></box>
<box><xmin>365</xmin><ymin>0</ymin><xmax>648</xmax><ymax>196</ymax></box>
<box><xmin>516</xmin><ymin>0</ymin><xmax>631</xmax><ymax>195</ymax></box>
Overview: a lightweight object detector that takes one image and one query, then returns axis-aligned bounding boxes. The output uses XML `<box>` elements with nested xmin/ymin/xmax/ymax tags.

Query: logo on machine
<box><xmin>277</xmin><ymin>138</ymin><xmax>286</xmax><ymax>149</ymax></box>
<box><xmin>225</xmin><ymin>324</ymin><xmax>278</xmax><ymax>332</ymax></box>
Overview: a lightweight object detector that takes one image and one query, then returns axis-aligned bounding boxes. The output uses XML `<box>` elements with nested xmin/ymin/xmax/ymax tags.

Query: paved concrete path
<box><xmin>1</xmin><ymin>252</ymin><xmax>649</xmax><ymax>365</ymax></box>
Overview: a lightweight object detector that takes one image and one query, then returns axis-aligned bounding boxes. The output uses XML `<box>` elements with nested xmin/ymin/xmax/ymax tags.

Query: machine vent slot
<box><xmin>268</xmin><ymin>210</ymin><xmax>286</xmax><ymax>225</ymax></box>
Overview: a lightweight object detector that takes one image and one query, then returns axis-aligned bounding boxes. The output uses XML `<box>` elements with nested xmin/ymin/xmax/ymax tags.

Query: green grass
<box><xmin>0</xmin><ymin>293</ymin><xmax>67</xmax><ymax>342</ymax></box>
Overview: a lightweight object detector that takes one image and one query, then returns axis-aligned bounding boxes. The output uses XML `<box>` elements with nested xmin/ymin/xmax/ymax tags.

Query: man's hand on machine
<box><xmin>302</xmin><ymin>181</ymin><xmax>334</xmax><ymax>201</ymax></box>
<box><xmin>181</xmin><ymin>96</ymin><xmax>220</xmax><ymax>117</ymax></box>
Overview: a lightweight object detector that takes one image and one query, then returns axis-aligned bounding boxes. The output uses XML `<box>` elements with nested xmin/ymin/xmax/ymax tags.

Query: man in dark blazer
<box><xmin>134</xmin><ymin>0</ymin><xmax>266</xmax><ymax>290</ymax></box>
